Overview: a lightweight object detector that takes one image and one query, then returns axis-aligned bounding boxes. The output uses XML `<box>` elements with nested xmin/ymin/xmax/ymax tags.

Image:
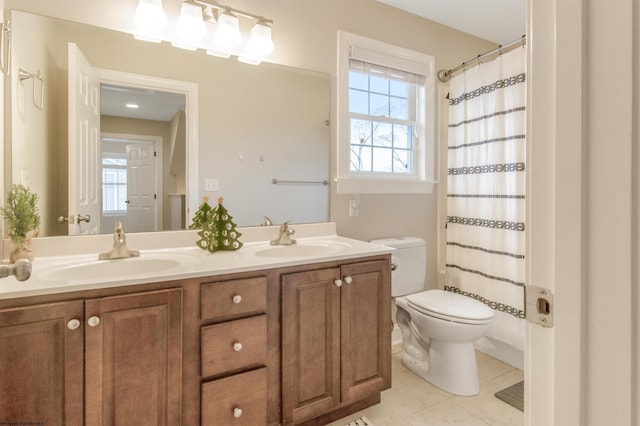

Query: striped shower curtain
<box><xmin>445</xmin><ymin>47</ymin><xmax>526</xmax><ymax>350</ymax></box>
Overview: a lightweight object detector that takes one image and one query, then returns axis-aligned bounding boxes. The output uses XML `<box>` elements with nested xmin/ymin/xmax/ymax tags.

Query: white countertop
<box><xmin>0</xmin><ymin>223</ymin><xmax>393</xmax><ymax>299</ymax></box>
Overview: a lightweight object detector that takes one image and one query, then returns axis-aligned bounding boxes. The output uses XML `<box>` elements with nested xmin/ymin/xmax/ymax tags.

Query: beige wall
<box><xmin>4</xmin><ymin>0</ymin><xmax>495</xmax><ymax>287</ymax></box>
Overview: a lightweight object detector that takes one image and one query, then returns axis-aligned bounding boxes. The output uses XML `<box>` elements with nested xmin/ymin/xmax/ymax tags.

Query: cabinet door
<box><xmin>84</xmin><ymin>288</ymin><xmax>182</xmax><ymax>426</ymax></box>
<box><xmin>0</xmin><ymin>300</ymin><xmax>84</xmax><ymax>426</ymax></box>
<box><xmin>340</xmin><ymin>260</ymin><xmax>391</xmax><ymax>403</ymax></box>
<box><xmin>281</xmin><ymin>268</ymin><xmax>341</xmax><ymax>425</ymax></box>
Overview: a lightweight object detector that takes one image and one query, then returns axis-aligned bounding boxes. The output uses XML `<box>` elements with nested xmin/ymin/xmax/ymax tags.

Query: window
<box><xmin>102</xmin><ymin>155</ymin><xmax>127</xmax><ymax>213</ymax></box>
<box><xmin>337</xmin><ymin>31</ymin><xmax>436</xmax><ymax>194</ymax></box>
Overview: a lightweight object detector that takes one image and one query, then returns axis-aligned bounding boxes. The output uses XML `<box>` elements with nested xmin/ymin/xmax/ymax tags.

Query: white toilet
<box><xmin>371</xmin><ymin>236</ymin><xmax>495</xmax><ymax>396</ymax></box>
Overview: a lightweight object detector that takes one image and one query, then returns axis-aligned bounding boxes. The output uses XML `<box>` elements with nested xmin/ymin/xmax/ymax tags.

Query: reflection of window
<box><xmin>102</xmin><ymin>156</ymin><xmax>127</xmax><ymax>213</ymax></box>
<box><xmin>337</xmin><ymin>31</ymin><xmax>436</xmax><ymax>194</ymax></box>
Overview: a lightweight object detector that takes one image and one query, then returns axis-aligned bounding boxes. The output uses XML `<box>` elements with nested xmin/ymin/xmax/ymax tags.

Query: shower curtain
<box><xmin>445</xmin><ymin>47</ymin><xmax>526</xmax><ymax>351</ymax></box>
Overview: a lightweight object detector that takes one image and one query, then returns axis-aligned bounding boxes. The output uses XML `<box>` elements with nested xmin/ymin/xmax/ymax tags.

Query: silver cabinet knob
<box><xmin>344</xmin><ymin>276</ymin><xmax>353</xmax><ymax>284</ymax></box>
<box><xmin>67</xmin><ymin>319</ymin><xmax>81</xmax><ymax>330</ymax></box>
<box><xmin>334</xmin><ymin>279</ymin><xmax>343</xmax><ymax>287</ymax></box>
<box><xmin>233</xmin><ymin>407</ymin><xmax>243</xmax><ymax>418</ymax></box>
<box><xmin>233</xmin><ymin>342</ymin><xmax>243</xmax><ymax>352</ymax></box>
<box><xmin>232</xmin><ymin>294</ymin><xmax>242</xmax><ymax>304</ymax></box>
<box><xmin>87</xmin><ymin>316</ymin><xmax>100</xmax><ymax>327</ymax></box>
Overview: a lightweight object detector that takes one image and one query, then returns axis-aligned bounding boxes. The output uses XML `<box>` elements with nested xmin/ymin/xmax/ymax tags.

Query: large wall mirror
<box><xmin>6</xmin><ymin>9</ymin><xmax>330</xmax><ymax>237</ymax></box>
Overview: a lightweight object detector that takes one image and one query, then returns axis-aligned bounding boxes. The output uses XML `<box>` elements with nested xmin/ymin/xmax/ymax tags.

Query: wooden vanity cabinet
<box><xmin>0</xmin><ymin>288</ymin><xmax>182</xmax><ymax>426</ymax></box>
<box><xmin>281</xmin><ymin>259</ymin><xmax>391</xmax><ymax>425</ymax></box>
<box><xmin>0</xmin><ymin>253</ymin><xmax>389</xmax><ymax>426</ymax></box>
<box><xmin>200</xmin><ymin>276</ymin><xmax>270</xmax><ymax>425</ymax></box>
<box><xmin>0</xmin><ymin>300</ymin><xmax>84</xmax><ymax>425</ymax></box>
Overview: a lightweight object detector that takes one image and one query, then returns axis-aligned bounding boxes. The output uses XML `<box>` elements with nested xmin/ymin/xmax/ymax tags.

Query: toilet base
<box><xmin>402</xmin><ymin>339</ymin><xmax>480</xmax><ymax>396</ymax></box>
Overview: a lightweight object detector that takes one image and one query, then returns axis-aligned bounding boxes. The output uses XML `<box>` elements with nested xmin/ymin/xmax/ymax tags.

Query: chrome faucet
<box><xmin>261</xmin><ymin>216</ymin><xmax>273</xmax><ymax>226</ymax></box>
<box><xmin>99</xmin><ymin>221</ymin><xmax>140</xmax><ymax>260</ymax></box>
<box><xmin>270</xmin><ymin>220</ymin><xmax>296</xmax><ymax>245</ymax></box>
<box><xmin>0</xmin><ymin>259</ymin><xmax>31</xmax><ymax>281</ymax></box>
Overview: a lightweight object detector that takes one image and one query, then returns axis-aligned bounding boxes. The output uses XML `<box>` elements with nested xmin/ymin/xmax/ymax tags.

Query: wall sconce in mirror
<box><xmin>18</xmin><ymin>68</ymin><xmax>44</xmax><ymax>110</ymax></box>
<box><xmin>0</xmin><ymin>20</ymin><xmax>10</xmax><ymax>76</ymax></box>
<box><xmin>134</xmin><ymin>0</ymin><xmax>275</xmax><ymax>65</ymax></box>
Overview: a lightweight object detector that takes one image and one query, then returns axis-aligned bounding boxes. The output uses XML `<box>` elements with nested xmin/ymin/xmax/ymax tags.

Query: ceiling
<box><xmin>101</xmin><ymin>83</ymin><xmax>185</xmax><ymax>122</ymax></box>
<box><xmin>377</xmin><ymin>0</ymin><xmax>526</xmax><ymax>45</ymax></box>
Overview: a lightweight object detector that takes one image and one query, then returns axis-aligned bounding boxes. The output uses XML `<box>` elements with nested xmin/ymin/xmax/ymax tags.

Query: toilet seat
<box><xmin>406</xmin><ymin>290</ymin><xmax>494</xmax><ymax>325</ymax></box>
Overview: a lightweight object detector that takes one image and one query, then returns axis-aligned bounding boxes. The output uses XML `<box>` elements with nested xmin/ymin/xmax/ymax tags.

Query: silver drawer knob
<box><xmin>87</xmin><ymin>316</ymin><xmax>100</xmax><ymax>327</ymax></box>
<box><xmin>233</xmin><ymin>342</ymin><xmax>243</xmax><ymax>352</ymax></box>
<box><xmin>232</xmin><ymin>294</ymin><xmax>242</xmax><ymax>304</ymax></box>
<box><xmin>233</xmin><ymin>407</ymin><xmax>243</xmax><ymax>418</ymax></box>
<box><xmin>334</xmin><ymin>279</ymin><xmax>343</xmax><ymax>287</ymax></box>
<box><xmin>344</xmin><ymin>276</ymin><xmax>353</xmax><ymax>284</ymax></box>
<box><xmin>67</xmin><ymin>319</ymin><xmax>81</xmax><ymax>330</ymax></box>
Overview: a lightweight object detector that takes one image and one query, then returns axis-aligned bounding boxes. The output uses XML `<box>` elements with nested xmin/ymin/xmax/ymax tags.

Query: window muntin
<box><xmin>102</xmin><ymin>156</ymin><xmax>127</xmax><ymax>213</ymax></box>
<box><xmin>348</xmin><ymin>66</ymin><xmax>418</xmax><ymax>174</ymax></box>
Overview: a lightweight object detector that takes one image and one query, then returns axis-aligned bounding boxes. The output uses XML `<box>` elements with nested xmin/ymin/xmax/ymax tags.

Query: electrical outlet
<box><xmin>349</xmin><ymin>199</ymin><xmax>360</xmax><ymax>217</ymax></box>
<box><xmin>205</xmin><ymin>178</ymin><xmax>219</xmax><ymax>191</ymax></box>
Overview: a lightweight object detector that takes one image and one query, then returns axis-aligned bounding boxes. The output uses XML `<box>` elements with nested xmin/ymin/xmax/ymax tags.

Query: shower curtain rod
<box><xmin>437</xmin><ymin>34</ymin><xmax>526</xmax><ymax>83</ymax></box>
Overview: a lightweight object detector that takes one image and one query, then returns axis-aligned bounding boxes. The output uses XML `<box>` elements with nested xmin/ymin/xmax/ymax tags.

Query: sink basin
<box><xmin>40</xmin><ymin>253</ymin><xmax>196</xmax><ymax>281</ymax></box>
<box><xmin>252</xmin><ymin>241</ymin><xmax>351</xmax><ymax>258</ymax></box>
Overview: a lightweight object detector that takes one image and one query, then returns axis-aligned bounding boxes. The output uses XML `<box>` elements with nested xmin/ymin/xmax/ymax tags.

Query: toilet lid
<box><xmin>406</xmin><ymin>290</ymin><xmax>494</xmax><ymax>323</ymax></box>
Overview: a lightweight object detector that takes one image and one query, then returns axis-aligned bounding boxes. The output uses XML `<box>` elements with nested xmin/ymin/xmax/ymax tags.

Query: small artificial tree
<box><xmin>189</xmin><ymin>196</ymin><xmax>213</xmax><ymax>230</ymax></box>
<box><xmin>0</xmin><ymin>184</ymin><xmax>41</xmax><ymax>262</ymax></box>
<box><xmin>192</xmin><ymin>196</ymin><xmax>242</xmax><ymax>253</ymax></box>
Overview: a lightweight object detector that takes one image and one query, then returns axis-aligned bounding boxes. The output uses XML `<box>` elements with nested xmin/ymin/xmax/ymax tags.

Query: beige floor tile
<box><xmin>332</xmin><ymin>349</ymin><xmax>524</xmax><ymax>426</ymax></box>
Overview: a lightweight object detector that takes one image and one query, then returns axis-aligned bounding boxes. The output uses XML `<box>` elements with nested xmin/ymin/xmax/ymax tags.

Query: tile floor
<box><xmin>331</xmin><ymin>346</ymin><xmax>524</xmax><ymax>426</ymax></box>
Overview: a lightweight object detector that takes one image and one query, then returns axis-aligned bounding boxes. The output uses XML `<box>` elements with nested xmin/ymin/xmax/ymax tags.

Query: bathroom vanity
<box><xmin>0</xmin><ymin>223</ymin><xmax>392</xmax><ymax>425</ymax></box>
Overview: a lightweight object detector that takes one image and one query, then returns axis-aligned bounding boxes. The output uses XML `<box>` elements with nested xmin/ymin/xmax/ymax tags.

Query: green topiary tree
<box><xmin>0</xmin><ymin>184</ymin><xmax>40</xmax><ymax>244</ymax></box>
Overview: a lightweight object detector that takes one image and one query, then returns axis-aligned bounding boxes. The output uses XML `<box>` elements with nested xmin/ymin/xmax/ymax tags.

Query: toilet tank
<box><xmin>370</xmin><ymin>237</ymin><xmax>426</xmax><ymax>297</ymax></box>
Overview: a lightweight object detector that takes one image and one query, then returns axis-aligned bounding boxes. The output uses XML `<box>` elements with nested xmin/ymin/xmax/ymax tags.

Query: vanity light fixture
<box><xmin>134</xmin><ymin>0</ymin><xmax>167</xmax><ymax>43</ymax></box>
<box><xmin>206</xmin><ymin>9</ymin><xmax>241</xmax><ymax>58</ymax></box>
<box><xmin>238</xmin><ymin>20</ymin><xmax>274</xmax><ymax>65</ymax></box>
<box><xmin>133</xmin><ymin>0</ymin><xmax>274</xmax><ymax>65</ymax></box>
<box><xmin>172</xmin><ymin>1</ymin><xmax>207</xmax><ymax>51</ymax></box>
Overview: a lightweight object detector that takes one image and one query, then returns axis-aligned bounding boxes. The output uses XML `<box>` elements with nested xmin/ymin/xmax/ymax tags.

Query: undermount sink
<box><xmin>39</xmin><ymin>253</ymin><xmax>196</xmax><ymax>281</ymax></box>
<box><xmin>252</xmin><ymin>241</ymin><xmax>351</xmax><ymax>258</ymax></box>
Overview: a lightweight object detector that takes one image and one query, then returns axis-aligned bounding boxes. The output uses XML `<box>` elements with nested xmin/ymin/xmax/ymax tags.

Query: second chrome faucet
<box><xmin>270</xmin><ymin>221</ymin><xmax>296</xmax><ymax>246</ymax></box>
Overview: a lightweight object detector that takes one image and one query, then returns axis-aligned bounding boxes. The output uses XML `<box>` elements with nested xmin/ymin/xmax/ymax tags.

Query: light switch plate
<box><xmin>205</xmin><ymin>178</ymin><xmax>219</xmax><ymax>191</ymax></box>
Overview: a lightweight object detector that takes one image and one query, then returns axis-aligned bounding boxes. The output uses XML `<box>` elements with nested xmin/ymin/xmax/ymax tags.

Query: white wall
<box><xmin>527</xmin><ymin>0</ymin><xmax>639</xmax><ymax>425</ymax></box>
<box><xmin>3</xmin><ymin>0</ymin><xmax>495</xmax><ymax>287</ymax></box>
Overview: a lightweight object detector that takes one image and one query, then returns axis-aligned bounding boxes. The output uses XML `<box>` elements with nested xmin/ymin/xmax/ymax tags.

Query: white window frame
<box><xmin>337</xmin><ymin>31</ymin><xmax>437</xmax><ymax>194</ymax></box>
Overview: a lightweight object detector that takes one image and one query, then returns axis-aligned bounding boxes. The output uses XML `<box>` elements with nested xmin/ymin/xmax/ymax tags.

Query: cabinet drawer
<box><xmin>201</xmin><ymin>315</ymin><xmax>267</xmax><ymax>378</ymax></box>
<box><xmin>202</xmin><ymin>367</ymin><xmax>267</xmax><ymax>425</ymax></box>
<box><xmin>201</xmin><ymin>276</ymin><xmax>267</xmax><ymax>320</ymax></box>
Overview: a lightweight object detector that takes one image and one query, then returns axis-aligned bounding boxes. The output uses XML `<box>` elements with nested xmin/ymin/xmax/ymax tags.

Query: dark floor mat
<box><xmin>495</xmin><ymin>380</ymin><xmax>524</xmax><ymax>412</ymax></box>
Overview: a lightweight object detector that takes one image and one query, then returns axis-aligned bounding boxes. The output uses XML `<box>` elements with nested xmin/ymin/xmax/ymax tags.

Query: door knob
<box><xmin>77</xmin><ymin>214</ymin><xmax>91</xmax><ymax>223</ymax></box>
<box><xmin>344</xmin><ymin>276</ymin><xmax>353</xmax><ymax>284</ymax></box>
<box><xmin>334</xmin><ymin>279</ymin><xmax>343</xmax><ymax>287</ymax></box>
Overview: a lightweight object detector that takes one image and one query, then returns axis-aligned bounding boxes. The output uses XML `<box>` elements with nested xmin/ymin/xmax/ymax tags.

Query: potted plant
<box><xmin>1</xmin><ymin>184</ymin><xmax>40</xmax><ymax>263</ymax></box>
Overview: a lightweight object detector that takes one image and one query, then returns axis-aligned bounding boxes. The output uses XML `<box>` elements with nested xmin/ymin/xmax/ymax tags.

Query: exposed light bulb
<box><xmin>134</xmin><ymin>0</ymin><xmax>167</xmax><ymax>43</ymax></box>
<box><xmin>172</xmin><ymin>2</ymin><xmax>207</xmax><ymax>51</ymax></box>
